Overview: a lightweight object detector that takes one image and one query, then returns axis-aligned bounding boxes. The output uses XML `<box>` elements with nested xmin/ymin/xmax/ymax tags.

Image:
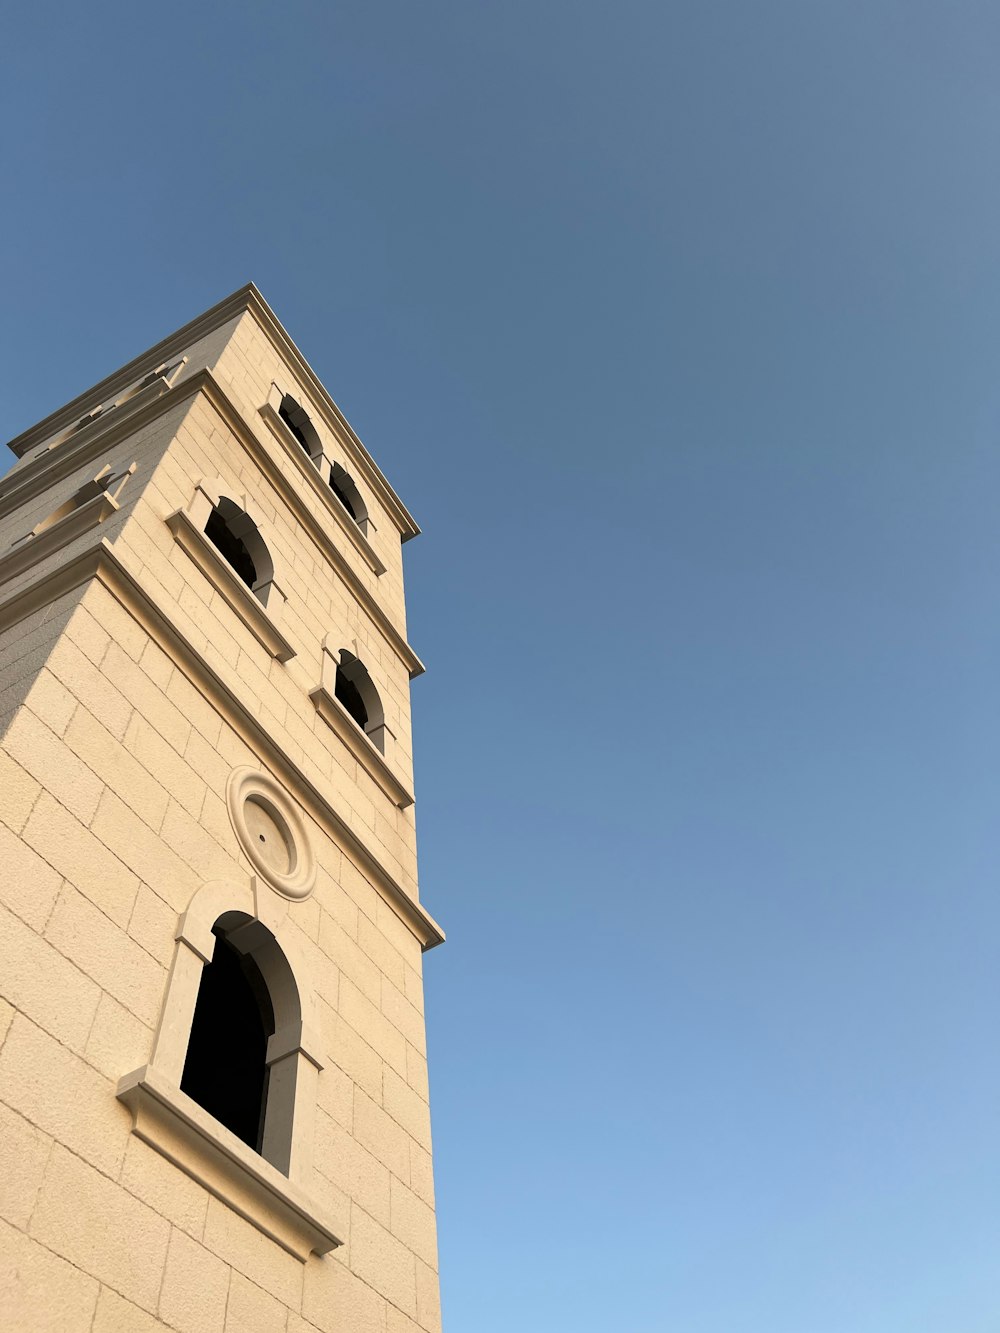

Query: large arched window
<box><xmin>181</xmin><ymin>921</ymin><xmax>274</xmax><ymax>1152</ymax></box>
<box><xmin>204</xmin><ymin>497</ymin><xmax>275</xmax><ymax>605</ymax></box>
<box><xmin>179</xmin><ymin>910</ymin><xmax>303</xmax><ymax>1174</ymax></box>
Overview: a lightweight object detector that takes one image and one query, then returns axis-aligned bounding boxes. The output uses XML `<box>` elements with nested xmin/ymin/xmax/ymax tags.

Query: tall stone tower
<box><xmin>0</xmin><ymin>286</ymin><xmax>444</xmax><ymax>1333</ymax></box>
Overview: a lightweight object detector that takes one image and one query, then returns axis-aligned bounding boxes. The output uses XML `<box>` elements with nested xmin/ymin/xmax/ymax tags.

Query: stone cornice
<box><xmin>309</xmin><ymin>682</ymin><xmax>414</xmax><ymax>810</ymax></box>
<box><xmin>5</xmin><ymin>284</ymin><xmax>421</xmax><ymax>543</ymax></box>
<box><xmin>0</xmin><ymin>540</ymin><xmax>445</xmax><ymax>951</ymax></box>
<box><xmin>0</xmin><ymin>368</ymin><xmax>426</xmax><ymax>681</ymax></box>
<box><xmin>0</xmin><ymin>490</ymin><xmax>118</xmax><ymax>591</ymax></box>
<box><xmin>258</xmin><ymin>399</ymin><xmax>385</xmax><ymax>576</ymax></box>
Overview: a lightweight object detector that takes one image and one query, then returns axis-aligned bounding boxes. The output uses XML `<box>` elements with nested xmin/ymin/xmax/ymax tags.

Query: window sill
<box><xmin>117</xmin><ymin>1065</ymin><xmax>343</xmax><ymax>1261</ymax></box>
<box><xmin>309</xmin><ymin>682</ymin><xmax>414</xmax><ymax>809</ymax></box>
<box><xmin>259</xmin><ymin>402</ymin><xmax>385</xmax><ymax>576</ymax></box>
<box><xmin>0</xmin><ymin>490</ymin><xmax>119</xmax><ymax>591</ymax></box>
<box><xmin>166</xmin><ymin>507</ymin><xmax>296</xmax><ymax>662</ymax></box>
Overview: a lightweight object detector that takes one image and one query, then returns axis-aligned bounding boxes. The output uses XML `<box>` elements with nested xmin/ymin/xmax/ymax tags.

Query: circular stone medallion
<box><xmin>226</xmin><ymin>767</ymin><xmax>316</xmax><ymax>900</ymax></box>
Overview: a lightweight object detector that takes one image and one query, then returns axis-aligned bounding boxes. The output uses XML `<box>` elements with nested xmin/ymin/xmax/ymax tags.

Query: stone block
<box><xmin>340</xmin><ymin>979</ymin><xmax>406</xmax><ymax>1078</ymax></box>
<box><xmin>159</xmin><ymin>1228</ymin><xmax>231</xmax><ymax>1333</ymax></box>
<box><xmin>0</xmin><ymin>1218</ymin><xmax>99</xmax><ymax>1333</ymax></box>
<box><xmin>22</xmin><ymin>792</ymin><xmax>139</xmax><ymax>928</ymax></box>
<box><xmin>389</xmin><ymin>1177</ymin><xmax>438</xmax><ymax>1270</ymax></box>
<box><xmin>92</xmin><ymin>1286</ymin><xmax>165</xmax><ymax>1333</ymax></box>
<box><xmin>225</xmin><ymin>1270</ymin><xmax>290</xmax><ymax>1333</ymax></box>
<box><xmin>414</xmin><ymin>1258</ymin><xmax>440</xmax><ymax>1332</ymax></box>
<box><xmin>0</xmin><ymin>819</ymin><xmax>64</xmax><ymax>931</ymax></box>
<box><xmin>30</xmin><ymin>1143</ymin><xmax>170</xmax><ymax>1312</ymax></box>
<box><xmin>302</xmin><ymin>1251</ymin><xmax>387</xmax><ymax>1333</ymax></box>
<box><xmin>63</xmin><ymin>704</ymin><xmax>170</xmax><ymax>832</ymax></box>
<box><xmin>25</xmin><ymin>667</ymin><xmax>78</xmax><ymax>736</ymax></box>
<box><xmin>315</xmin><ymin>1110</ymin><xmax>390</xmax><ymax>1226</ymax></box>
<box><xmin>45</xmin><ymin>637</ymin><xmax>133</xmax><ymax>741</ymax></box>
<box><xmin>4</xmin><ymin>706</ymin><xmax>104</xmax><ymax>825</ymax></box>
<box><xmin>0</xmin><ymin>747</ymin><xmax>42</xmax><ymax>834</ymax></box>
<box><xmin>353</xmin><ymin>1090</ymin><xmax>410</xmax><ymax>1185</ymax></box>
<box><xmin>382</xmin><ymin>1069</ymin><xmax>432</xmax><ymax>1153</ymax></box>
<box><xmin>120</xmin><ymin>1135</ymin><xmax>208</xmax><ymax>1240</ymax></box>
<box><xmin>90</xmin><ymin>787</ymin><xmax>196</xmax><ymax>912</ymax></box>
<box><xmin>408</xmin><ymin>1143</ymin><xmax>435</xmax><ymax>1211</ymax></box>
<box><xmin>350</xmin><ymin>1207</ymin><xmax>417</xmax><ymax>1317</ymax></box>
<box><xmin>0</xmin><ymin>900</ymin><xmax>100</xmax><ymax>1051</ymax></box>
<box><xmin>202</xmin><ymin>1197</ymin><xmax>303</xmax><ymax>1311</ymax></box>
<box><xmin>0</xmin><ymin>1016</ymin><xmax>129</xmax><ymax>1178</ymax></box>
<box><xmin>84</xmin><ymin>992</ymin><xmax>153</xmax><ymax>1082</ymax></box>
<box><xmin>45</xmin><ymin>885</ymin><xmax>165</xmax><ymax>1028</ymax></box>
<box><xmin>0</xmin><ymin>1100</ymin><xmax>52</xmax><ymax>1229</ymax></box>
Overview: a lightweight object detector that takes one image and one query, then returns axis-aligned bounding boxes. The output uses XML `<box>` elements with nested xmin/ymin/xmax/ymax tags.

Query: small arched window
<box><xmin>329</xmin><ymin>463</ymin><xmax>369</xmax><ymax>534</ymax></box>
<box><xmin>179</xmin><ymin>911</ymin><xmax>303</xmax><ymax>1174</ymax></box>
<box><xmin>334</xmin><ymin>650</ymin><xmax>386</xmax><ymax>752</ymax></box>
<box><xmin>204</xmin><ymin>498</ymin><xmax>274</xmax><ymax>604</ymax></box>
<box><xmin>278</xmin><ymin>394</ymin><xmax>322</xmax><ymax>462</ymax></box>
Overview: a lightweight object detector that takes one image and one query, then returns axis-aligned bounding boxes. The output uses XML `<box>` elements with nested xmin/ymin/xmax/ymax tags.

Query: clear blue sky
<box><xmin>3</xmin><ymin>4</ymin><xmax>999</xmax><ymax>1329</ymax></box>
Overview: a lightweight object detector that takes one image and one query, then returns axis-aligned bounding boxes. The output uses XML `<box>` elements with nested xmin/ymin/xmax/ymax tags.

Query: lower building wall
<box><xmin>0</xmin><ymin>576</ymin><xmax>442</xmax><ymax>1333</ymax></box>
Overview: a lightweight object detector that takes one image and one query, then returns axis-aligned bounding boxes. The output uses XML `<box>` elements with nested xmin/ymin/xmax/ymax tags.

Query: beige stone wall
<box><xmin>0</xmin><ymin>301</ymin><xmax>441</xmax><ymax>1332</ymax></box>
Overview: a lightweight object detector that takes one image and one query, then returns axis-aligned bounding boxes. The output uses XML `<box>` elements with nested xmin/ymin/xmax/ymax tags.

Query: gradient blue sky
<box><xmin>3</xmin><ymin>4</ymin><xmax>999</xmax><ymax>1330</ymax></box>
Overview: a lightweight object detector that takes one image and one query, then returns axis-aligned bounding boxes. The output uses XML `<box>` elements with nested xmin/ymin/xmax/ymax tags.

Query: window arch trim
<box><xmin>116</xmin><ymin>877</ymin><xmax>342</xmax><ymax>1260</ymax></box>
<box><xmin>260</xmin><ymin>383</ymin><xmax>384</xmax><ymax>575</ymax></box>
<box><xmin>309</xmin><ymin>636</ymin><xmax>413</xmax><ymax>809</ymax></box>
<box><xmin>166</xmin><ymin>478</ymin><xmax>295</xmax><ymax>662</ymax></box>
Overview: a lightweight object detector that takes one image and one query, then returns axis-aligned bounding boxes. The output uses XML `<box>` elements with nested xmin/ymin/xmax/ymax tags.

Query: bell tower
<box><xmin>0</xmin><ymin>286</ymin><xmax>444</xmax><ymax>1333</ymax></box>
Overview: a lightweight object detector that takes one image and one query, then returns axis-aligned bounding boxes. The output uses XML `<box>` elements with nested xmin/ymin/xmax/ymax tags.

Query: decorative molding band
<box><xmin>0</xmin><ymin>490</ymin><xmax>118</xmax><ymax>592</ymax></box>
<box><xmin>1</xmin><ymin>368</ymin><xmax>425</xmax><ymax>679</ymax></box>
<box><xmin>0</xmin><ymin>541</ymin><xmax>444</xmax><ymax>950</ymax></box>
<box><xmin>5</xmin><ymin>284</ymin><xmax>421</xmax><ymax>544</ymax></box>
<box><xmin>166</xmin><ymin>507</ymin><xmax>296</xmax><ymax>663</ymax></box>
<box><xmin>259</xmin><ymin>400</ymin><xmax>385</xmax><ymax>575</ymax></box>
<box><xmin>309</xmin><ymin>683</ymin><xmax>414</xmax><ymax>810</ymax></box>
<box><xmin>195</xmin><ymin>374</ymin><xmax>424</xmax><ymax>680</ymax></box>
<box><xmin>117</xmin><ymin>1065</ymin><xmax>343</xmax><ymax>1261</ymax></box>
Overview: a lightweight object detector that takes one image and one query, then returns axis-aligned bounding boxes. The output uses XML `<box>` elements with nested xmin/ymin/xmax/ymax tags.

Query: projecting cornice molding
<box><xmin>258</xmin><ymin>398</ymin><xmax>385</xmax><ymax>576</ymax></box>
<box><xmin>0</xmin><ymin>368</ymin><xmax>425</xmax><ymax>681</ymax></box>
<box><xmin>5</xmin><ymin>284</ymin><xmax>421</xmax><ymax>542</ymax></box>
<box><xmin>0</xmin><ymin>539</ymin><xmax>445</xmax><ymax>951</ymax></box>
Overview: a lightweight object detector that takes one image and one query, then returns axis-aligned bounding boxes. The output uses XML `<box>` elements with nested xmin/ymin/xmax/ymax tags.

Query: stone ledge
<box><xmin>166</xmin><ymin>507</ymin><xmax>296</xmax><ymax>663</ymax></box>
<box><xmin>259</xmin><ymin>400</ymin><xmax>385</xmax><ymax>576</ymax></box>
<box><xmin>117</xmin><ymin>1065</ymin><xmax>344</xmax><ymax>1261</ymax></box>
<box><xmin>310</xmin><ymin>682</ymin><xmax>414</xmax><ymax>810</ymax></box>
<box><xmin>0</xmin><ymin>490</ymin><xmax>118</xmax><ymax>591</ymax></box>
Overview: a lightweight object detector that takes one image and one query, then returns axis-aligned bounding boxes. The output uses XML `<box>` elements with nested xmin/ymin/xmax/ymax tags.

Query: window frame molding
<box><xmin>259</xmin><ymin>383</ymin><xmax>384</xmax><ymax>576</ymax></box>
<box><xmin>166</xmin><ymin>477</ymin><xmax>295</xmax><ymax>662</ymax></box>
<box><xmin>117</xmin><ymin>876</ymin><xmax>344</xmax><ymax>1260</ymax></box>
<box><xmin>309</xmin><ymin>636</ymin><xmax>413</xmax><ymax>809</ymax></box>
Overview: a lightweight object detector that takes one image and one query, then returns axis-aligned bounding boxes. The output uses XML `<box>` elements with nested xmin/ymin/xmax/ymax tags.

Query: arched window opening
<box><xmin>334</xmin><ymin>650</ymin><xmax>385</xmax><ymax>752</ymax></box>
<box><xmin>204</xmin><ymin>498</ymin><xmax>274</xmax><ymax>603</ymax></box>
<box><xmin>335</xmin><ymin>663</ymin><xmax>368</xmax><ymax>731</ymax></box>
<box><xmin>181</xmin><ymin>922</ymin><xmax>275</xmax><ymax>1153</ymax></box>
<box><xmin>329</xmin><ymin>463</ymin><xmax>368</xmax><ymax>533</ymax></box>
<box><xmin>279</xmin><ymin>394</ymin><xmax>321</xmax><ymax>462</ymax></box>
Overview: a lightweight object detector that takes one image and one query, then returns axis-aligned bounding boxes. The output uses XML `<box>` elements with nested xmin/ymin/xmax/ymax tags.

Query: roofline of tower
<box><xmin>5</xmin><ymin>283</ymin><xmax>422</xmax><ymax>542</ymax></box>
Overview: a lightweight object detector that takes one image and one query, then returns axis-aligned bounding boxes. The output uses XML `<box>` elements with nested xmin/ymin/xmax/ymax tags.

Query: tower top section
<box><xmin>6</xmin><ymin>283</ymin><xmax>421</xmax><ymax>543</ymax></box>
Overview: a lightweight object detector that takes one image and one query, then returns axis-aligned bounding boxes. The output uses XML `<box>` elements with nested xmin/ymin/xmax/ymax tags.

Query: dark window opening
<box><xmin>205</xmin><ymin>506</ymin><xmax>257</xmax><ymax>589</ymax></box>
<box><xmin>335</xmin><ymin>664</ymin><xmax>368</xmax><ymax>731</ymax></box>
<box><xmin>279</xmin><ymin>401</ymin><xmax>312</xmax><ymax>457</ymax></box>
<box><xmin>181</xmin><ymin>926</ymin><xmax>275</xmax><ymax>1153</ymax></box>
<box><xmin>329</xmin><ymin>474</ymin><xmax>359</xmax><ymax>521</ymax></box>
